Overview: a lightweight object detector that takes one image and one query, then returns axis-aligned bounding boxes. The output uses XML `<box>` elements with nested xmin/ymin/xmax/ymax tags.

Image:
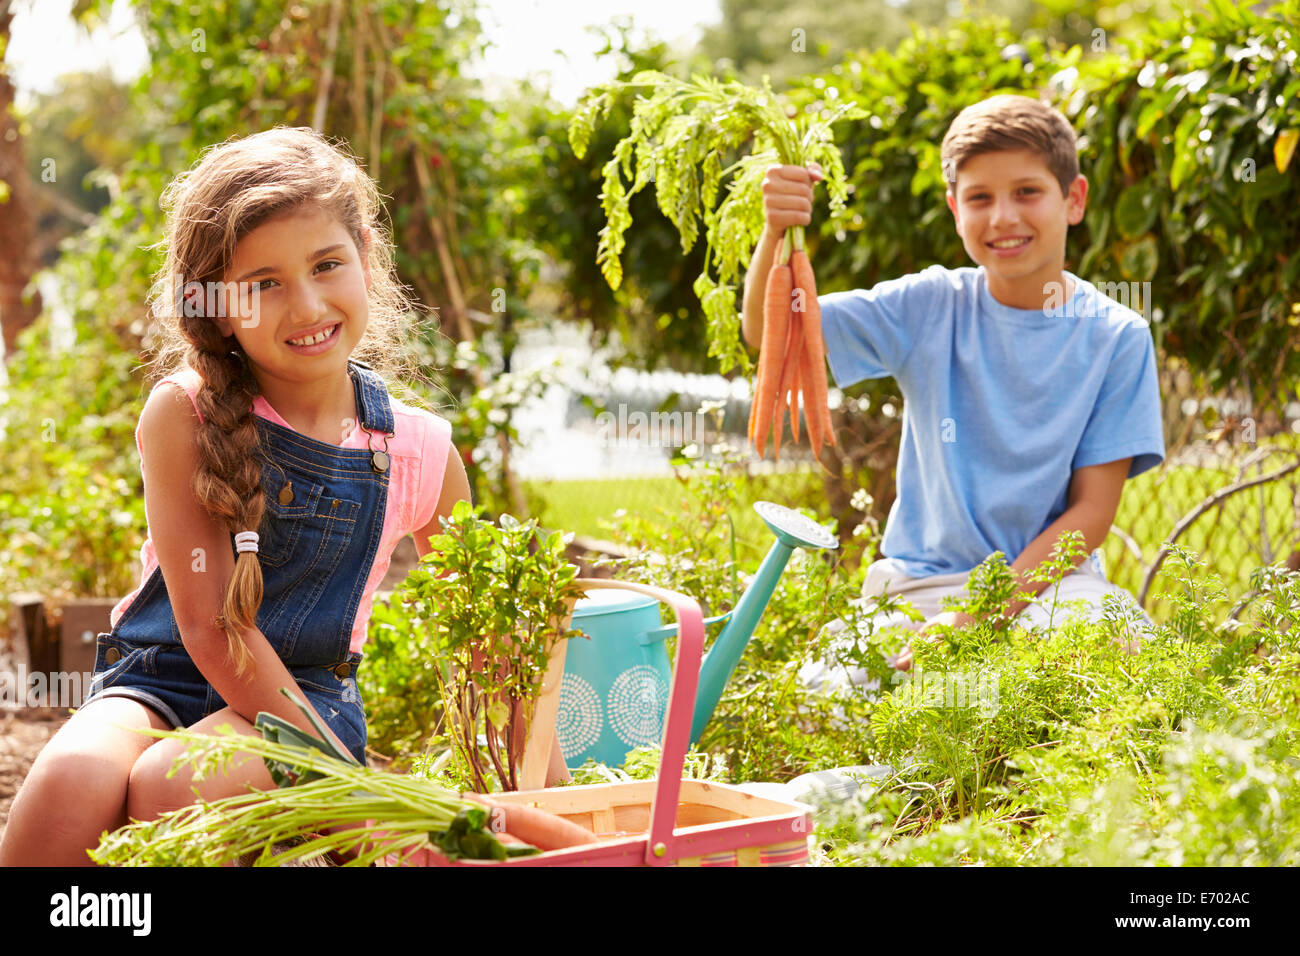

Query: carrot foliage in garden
<box><xmin>583</xmin><ymin>434</ymin><xmax>1300</xmax><ymax>865</ymax></box>
<box><xmin>568</xmin><ymin>71</ymin><xmax>864</xmax><ymax>373</ymax></box>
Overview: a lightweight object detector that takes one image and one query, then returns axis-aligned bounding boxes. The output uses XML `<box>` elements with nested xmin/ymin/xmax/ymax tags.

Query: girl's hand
<box><xmin>761</xmin><ymin>163</ymin><xmax>824</xmax><ymax>232</ymax></box>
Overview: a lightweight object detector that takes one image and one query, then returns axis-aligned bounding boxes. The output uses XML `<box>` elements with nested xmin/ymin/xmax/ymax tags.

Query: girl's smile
<box><xmin>215</xmin><ymin>205</ymin><xmax>372</xmax><ymax>428</ymax></box>
<box><xmin>285</xmin><ymin>321</ymin><xmax>342</xmax><ymax>352</ymax></box>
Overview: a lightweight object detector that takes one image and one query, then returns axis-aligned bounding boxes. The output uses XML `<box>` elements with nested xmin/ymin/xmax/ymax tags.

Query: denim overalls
<box><xmin>85</xmin><ymin>360</ymin><xmax>394</xmax><ymax>764</ymax></box>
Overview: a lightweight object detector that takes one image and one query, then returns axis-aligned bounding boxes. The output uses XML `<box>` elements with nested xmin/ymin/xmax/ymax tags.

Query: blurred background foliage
<box><xmin>1</xmin><ymin>0</ymin><xmax>1298</xmax><ymax>612</ymax></box>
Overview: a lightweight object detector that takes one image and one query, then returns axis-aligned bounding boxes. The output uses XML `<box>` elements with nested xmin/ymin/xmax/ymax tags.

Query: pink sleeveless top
<box><xmin>111</xmin><ymin>367</ymin><xmax>454</xmax><ymax>654</ymax></box>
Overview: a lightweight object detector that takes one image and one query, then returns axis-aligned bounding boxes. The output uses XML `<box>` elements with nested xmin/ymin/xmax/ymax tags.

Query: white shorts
<box><xmin>859</xmin><ymin>552</ymin><xmax>1149</xmax><ymax>631</ymax></box>
<box><xmin>800</xmin><ymin>552</ymin><xmax>1151</xmax><ymax>693</ymax></box>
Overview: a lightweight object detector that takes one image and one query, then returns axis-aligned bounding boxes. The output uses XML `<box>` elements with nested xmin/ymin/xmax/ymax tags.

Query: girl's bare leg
<box><xmin>128</xmin><ymin>707</ymin><xmax>368</xmax><ymax>864</ymax></box>
<box><xmin>126</xmin><ymin>707</ymin><xmax>277</xmax><ymax>822</ymax></box>
<box><xmin>0</xmin><ymin>697</ymin><xmax>170</xmax><ymax>866</ymax></box>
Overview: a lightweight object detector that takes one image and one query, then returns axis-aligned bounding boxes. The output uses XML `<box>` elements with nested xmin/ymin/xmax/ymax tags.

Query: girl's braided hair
<box><xmin>144</xmin><ymin>126</ymin><xmax>435</xmax><ymax>676</ymax></box>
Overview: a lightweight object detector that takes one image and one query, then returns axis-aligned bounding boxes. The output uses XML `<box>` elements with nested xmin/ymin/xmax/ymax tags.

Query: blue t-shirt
<box><xmin>820</xmin><ymin>265</ymin><xmax>1165</xmax><ymax>577</ymax></box>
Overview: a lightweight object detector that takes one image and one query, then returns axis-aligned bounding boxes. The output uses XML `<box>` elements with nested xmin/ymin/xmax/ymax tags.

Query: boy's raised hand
<box><xmin>743</xmin><ymin>163</ymin><xmax>825</xmax><ymax>350</ymax></box>
<box><xmin>761</xmin><ymin>163</ymin><xmax>824</xmax><ymax>232</ymax></box>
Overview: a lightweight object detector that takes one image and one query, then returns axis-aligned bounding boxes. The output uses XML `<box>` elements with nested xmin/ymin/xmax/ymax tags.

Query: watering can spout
<box><xmin>690</xmin><ymin>502</ymin><xmax>839</xmax><ymax>744</ymax></box>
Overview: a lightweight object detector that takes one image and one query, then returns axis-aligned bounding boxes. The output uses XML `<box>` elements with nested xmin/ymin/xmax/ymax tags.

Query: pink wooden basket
<box><xmin>382</xmin><ymin>579</ymin><xmax>813</xmax><ymax>867</ymax></box>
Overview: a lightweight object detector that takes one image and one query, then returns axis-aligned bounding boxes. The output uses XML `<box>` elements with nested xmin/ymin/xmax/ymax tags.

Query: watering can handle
<box><xmin>574</xmin><ymin>577</ymin><xmax>704</xmax><ymax>867</ymax></box>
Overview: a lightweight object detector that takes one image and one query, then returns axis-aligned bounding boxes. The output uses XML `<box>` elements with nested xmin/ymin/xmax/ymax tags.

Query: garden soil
<box><xmin>0</xmin><ymin>707</ymin><xmax>67</xmax><ymax>839</ymax></box>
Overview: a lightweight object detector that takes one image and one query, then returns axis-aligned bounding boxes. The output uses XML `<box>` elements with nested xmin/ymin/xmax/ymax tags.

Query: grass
<box><xmin>526</xmin><ymin>468</ymin><xmax>825</xmax><ymax>566</ymax></box>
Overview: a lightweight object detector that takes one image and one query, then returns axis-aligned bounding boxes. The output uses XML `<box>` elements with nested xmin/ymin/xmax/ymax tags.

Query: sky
<box><xmin>7</xmin><ymin>0</ymin><xmax>720</xmax><ymax>110</ymax></box>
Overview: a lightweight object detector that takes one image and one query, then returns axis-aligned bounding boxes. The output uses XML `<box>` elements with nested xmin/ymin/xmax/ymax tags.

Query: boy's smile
<box><xmin>946</xmin><ymin>149</ymin><xmax>1087</xmax><ymax>310</ymax></box>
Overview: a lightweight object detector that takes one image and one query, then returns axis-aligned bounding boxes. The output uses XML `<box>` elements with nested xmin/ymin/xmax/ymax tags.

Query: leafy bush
<box><xmin>357</xmin><ymin>592</ymin><xmax>447</xmax><ymax>765</ymax></box>
<box><xmin>1068</xmin><ymin>0</ymin><xmax>1300</xmax><ymax>398</ymax></box>
<box><xmin>364</xmin><ymin>502</ymin><xmax>583</xmax><ymax>791</ymax></box>
<box><xmin>0</xmin><ymin>313</ymin><xmax>148</xmax><ymax>622</ymax></box>
<box><xmin>818</xmin><ymin>546</ymin><xmax>1300</xmax><ymax>866</ymax></box>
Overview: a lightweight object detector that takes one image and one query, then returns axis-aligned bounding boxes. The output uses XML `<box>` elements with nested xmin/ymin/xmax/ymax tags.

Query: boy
<box><xmin>741</xmin><ymin>95</ymin><xmax>1164</xmax><ymax>680</ymax></box>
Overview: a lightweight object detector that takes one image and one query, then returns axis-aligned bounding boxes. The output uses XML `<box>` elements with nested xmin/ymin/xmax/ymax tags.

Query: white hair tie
<box><xmin>234</xmin><ymin>531</ymin><xmax>260</xmax><ymax>554</ymax></box>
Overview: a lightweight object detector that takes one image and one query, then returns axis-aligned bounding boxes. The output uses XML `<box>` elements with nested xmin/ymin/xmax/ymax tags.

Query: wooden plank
<box><xmin>518</xmin><ymin>627</ymin><xmax>570</xmax><ymax>790</ymax></box>
<box><xmin>590</xmin><ymin>806</ymin><xmax>618</xmax><ymax>835</ymax></box>
<box><xmin>677</xmin><ymin>780</ymin><xmax>805</xmax><ymax>817</ymax></box>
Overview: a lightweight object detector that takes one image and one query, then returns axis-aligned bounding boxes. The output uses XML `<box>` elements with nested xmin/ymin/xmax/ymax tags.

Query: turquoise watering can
<box><xmin>554</xmin><ymin>501</ymin><xmax>839</xmax><ymax>769</ymax></box>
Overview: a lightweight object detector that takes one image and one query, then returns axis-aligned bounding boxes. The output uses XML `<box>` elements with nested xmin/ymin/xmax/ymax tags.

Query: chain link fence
<box><xmin>1102</xmin><ymin>365</ymin><xmax>1300</xmax><ymax>621</ymax></box>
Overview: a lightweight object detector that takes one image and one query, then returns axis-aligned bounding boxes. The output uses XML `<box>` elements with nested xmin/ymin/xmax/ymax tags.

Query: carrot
<box><xmin>747</xmin><ymin>376</ymin><xmax>759</xmax><ymax>444</ymax></box>
<box><xmin>784</xmin><ymin>276</ymin><xmax>812</xmax><ymax>447</ymax></box>
<box><xmin>748</xmin><ymin>336</ymin><xmax>768</xmax><ymax>446</ymax></box>
<box><xmin>773</xmin><ymin>306</ymin><xmax>803</xmax><ymax>459</ymax></box>
<box><xmin>791</xmin><ymin>249</ymin><xmax>835</xmax><ymax>449</ymax></box>
<box><xmin>487</xmin><ymin>802</ymin><xmax>600</xmax><ymax>851</ymax></box>
<box><xmin>799</xmin><ymin>342</ymin><xmax>824</xmax><ymax>452</ymax></box>
<box><xmin>754</xmin><ymin>252</ymin><xmax>793</xmax><ymax>457</ymax></box>
<box><xmin>770</xmin><ymin>310</ymin><xmax>794</xmax><ymax>458</ymax></box>
<box><xmin>788</xmin><ymin>351</ymin><xmax>802</xmax><ymax>446</ymax></box>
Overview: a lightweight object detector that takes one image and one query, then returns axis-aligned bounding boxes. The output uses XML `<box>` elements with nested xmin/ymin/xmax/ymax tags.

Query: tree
<box><xmin>696</xmin><ymin>0</ymin><xmax>1037</xmax><ymax>85</ymax></box>
<box><xmin>0</xmin><ymin>0</ymin><xmax>44</xmax><ymax>359</ymax></box>
<box><xmin>19</xmin><ymin>68</ymin><xmax>139</xmax><ymax>269</ymax></box>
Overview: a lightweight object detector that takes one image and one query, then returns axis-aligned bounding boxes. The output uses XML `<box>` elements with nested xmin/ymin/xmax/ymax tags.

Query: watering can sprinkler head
<box><xmin>753</xmin><ymin>501</ymin><xmax>841</xmax><ymax>553</ymax></box>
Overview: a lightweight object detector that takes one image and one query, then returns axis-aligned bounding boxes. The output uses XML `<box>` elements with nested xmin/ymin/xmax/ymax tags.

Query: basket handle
<box><xmin>574</xmin><ymin>577</ymin><xmax>703</xmax><ymax>866</ymax></box>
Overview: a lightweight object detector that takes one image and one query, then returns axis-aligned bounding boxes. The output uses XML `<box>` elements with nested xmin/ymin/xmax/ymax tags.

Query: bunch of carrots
<box><xmin>748</xmin><ymin>231</ymin><xmax>835</xmax><ymax>459</ymax></box>
<box><xmin>567</xmin><ymin>71</ymin><xmax>862</xmax><ymax>452</ymax></box>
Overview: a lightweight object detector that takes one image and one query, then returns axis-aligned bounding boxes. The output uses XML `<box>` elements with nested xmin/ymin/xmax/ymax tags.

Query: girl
<box><xmin>0</xmin><ymin>127</ymin><xmax>471</xmax><ymax>866</ymax></box>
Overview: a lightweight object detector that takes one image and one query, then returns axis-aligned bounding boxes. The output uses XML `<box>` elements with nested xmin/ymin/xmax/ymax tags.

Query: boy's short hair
<box><xmin>941</xmin><ymin>95</ymin><xmax>1079</xmax><ymax>197</ymax></box>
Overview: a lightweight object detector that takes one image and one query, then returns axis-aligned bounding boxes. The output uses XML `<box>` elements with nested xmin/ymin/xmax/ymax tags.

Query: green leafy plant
<box><xmin>358</xmin><ymin>593</ymin><xmax>447</xmax><ymax>764</ymax></box>
<box><xmin>810</xmin><ymin>533</ymin><xmax>1300</xmax><ymax>867</ymax></box>
<box><xmin>396</xmin><ymin>501</ymin><xmax>584</xmax><ymax>792</ymax></box>
<box><xmin>0</xmin><ymin>315</ymin><xmax>147</xmax><ymax>633</ymax></box>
